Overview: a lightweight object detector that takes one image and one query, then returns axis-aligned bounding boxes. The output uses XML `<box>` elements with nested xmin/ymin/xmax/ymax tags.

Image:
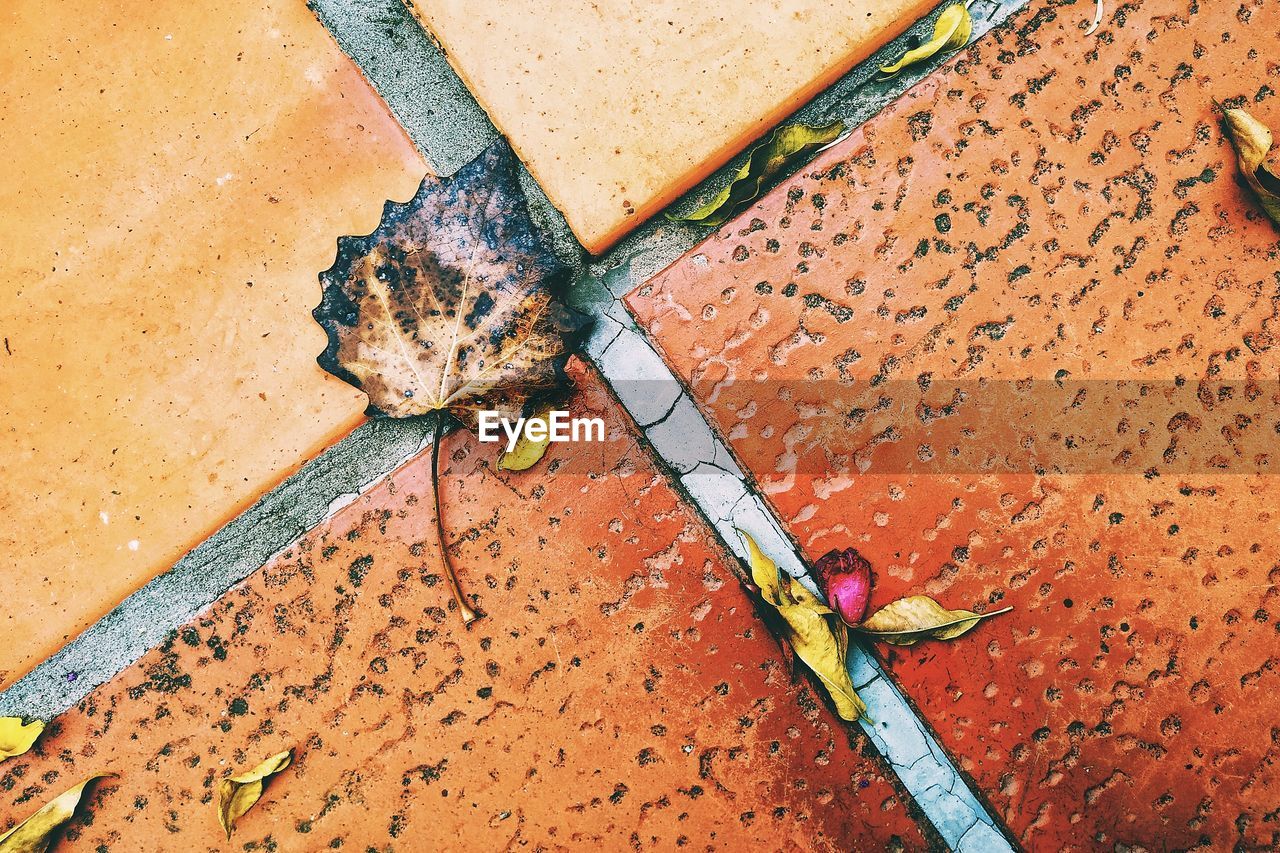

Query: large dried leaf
<box><xmin>0</xmin><ymin>775</ymin><xmax>108</xmax><ymax>853</ymax></box>
<box><xmin>738</xmin><ymin>531</ymin><xmax>866</xmax><ymax>721</ymax></box>
<box><xmin>0</xmin><ymin>718</ymin><xmax>43</xmax><ymax>762</ymax></box>
<box><xmin>314</xmin><ymin>139</ymin><xmax>583</xmax><ymax>429</ymax></box>
<box><xmin>668</xmin><ymin>122</ymin><xmax>844</xmax><ymax>228</ymax></box>
<box><xmin>857</xmin><ymin>595</ymin><xmax>1011</xmax><ymax>646</ymax></box>
<box><xmin>217</xmin><ymin>749</ymin><xmax>293</xmax><ymax>839</ymax></box>
<box><xmin>1222</xmin><ymin>105</ymin><xmax>1280</xmax><ymax>228</ymax></box>
<box><xmin>879</xmin><ymin>4</ymin><xmax>972</xmax><ymax>77</ymax></box>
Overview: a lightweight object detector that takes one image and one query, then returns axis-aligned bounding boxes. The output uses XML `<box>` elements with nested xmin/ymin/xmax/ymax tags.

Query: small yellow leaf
<box><xmin>1222</xmin><ymin>105</ymin><xmax>1280</xmax><ymax>228</ymax></box>
<box><xmin>0</xmin><ymin>718</ymin><xmax>44</xmax><ymax>762</ymax></box>
<box><xmin>880</xmin><ymin>4</ymin><xmax>973</xmax><ymax>77</ymax></box>
<box><xmin>0</xmin><ymin>775</ymin><xmax>109</xmax><ymax>853</ymax></box>
<box><xmin>497</xmin><ymin>406</ymin><xmax>554</xmax><ymax>472</ymax></box>
<box><xmin>217</xmin><ymin>749</ymin><xmax>293</xmax><ymax>840</ymax></box>
<box><xmin>857</xmin><ymin>595</ymin><xmax>1012</xmax><ymax>646</ymax></box>
<box><xmin>669</xmin><ymin>121</ymin><xmax>845</xmax><ymax>228</ymax></box>
<box><xmin>736</xmin><ymin>531</ymin><xmax>865</xmax><ymax>721</ymax></box>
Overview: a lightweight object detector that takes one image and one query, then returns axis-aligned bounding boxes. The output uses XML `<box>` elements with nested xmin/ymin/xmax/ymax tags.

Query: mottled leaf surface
<box><xmin>314</xmin><ymin>140</ymin><xmax>582</xmax><ymax>428</ymax></box>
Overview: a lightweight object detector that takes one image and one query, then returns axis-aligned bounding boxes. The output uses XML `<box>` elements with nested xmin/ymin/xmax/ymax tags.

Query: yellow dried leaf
<box><xmin>217</xmin><ymin>749</ymin><xmax>293</xmax><ymax>839</ymax></box>
<box><xmin>1222</xmin><ymin>105</ymin><xmax>1280</xmax><ymax>228</ymax></box>
<box><xmin>857</xmin><ymin>595</ymin><xmax>1012</xmax><ymax>646</ymax></box>
<box><xmin>668</xmin><ymin>121</ymin><xmax>845</xmax><ymax>228</ymax></box>
<box><xmin>497</xmin><ymin>405</ymin><xmax>554</xmax><ymax>472</ymax></box>
<box><xmin>737</xmin><ymin>531</ymin><xmax>866</xmax><ymax>721</ymax></box>
<box><xmin>880</xmin><ymin>4</ymin><xmax>973</xmax><ymax>77</ymax></box>
<box><xmin>0</xmin><ymin>775</ymin><xmax>108</xmax><ymax>853</ymax></box>
<box><xmin>0</xmin><ymin>718</ymin><xmax>44</xmax><ymax>762</ymax></box>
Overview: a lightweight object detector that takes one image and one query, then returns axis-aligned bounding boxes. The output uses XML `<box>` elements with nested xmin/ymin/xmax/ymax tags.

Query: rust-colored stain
<box><xmin>0</xmin><ymin>0</ymin><xmax>425</xmax><ymax>687</ymax></box>
<box><xmin>0</xmin><ymin>362</ymin><xmax>932</xmax><ymax>851</ymax></box>
<box><xmin>629</xmin><ymin>0</ymin><xmax>1280</xmax><ymax>847</ymax></box>
<box><xmin>404</xmin><ymin>0</ymin><xmax>937</xmax><ymax>253</ymax></box>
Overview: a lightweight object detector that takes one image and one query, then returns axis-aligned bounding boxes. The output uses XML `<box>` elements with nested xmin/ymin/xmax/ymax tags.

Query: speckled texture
<box><xmin>0</xmin><ymin>362</ymin><xmax>935</xmax><ymax>851</ymax></box>
<box><xmin>628</xmin><ymin>0</ymin><xmax>1280</xmax><ymax>847</ymax></box>
<box><xmin>403</xmin><ymin>0</ymin><xmax>938</xmax><ymax>253</ymax></box>
<box><xmin>0</xmin><ymin>0</ymin><xmax>426</xmax><ymax>688</ymax></box>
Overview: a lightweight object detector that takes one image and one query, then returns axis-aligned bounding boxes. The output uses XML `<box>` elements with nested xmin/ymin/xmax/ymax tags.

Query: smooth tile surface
<box><xmin>0</xmin><ymin>0</ymin><xmax>426</xmax><ymax>687</ymax></box>
<box><xmin>405</xmin><ymin>0</ymin><xmax>937</xmax><ymax>253</ymax></box>
<box><xmin>0</xmin><ymin>362</ymin><xmax>934</xmax><ymax>851</ymax></box>
<box><xmin>628</xmin><ymin>0</ymin><xmax>1280</xmax><ymax>847</ymax></box>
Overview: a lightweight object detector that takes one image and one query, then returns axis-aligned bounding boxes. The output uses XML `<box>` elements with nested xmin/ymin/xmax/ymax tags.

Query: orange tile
<box><xmin>628</xmin><ymin>0</ymin><xmax>1280</xmax><ymax>847</ymax></box>
<box><xmin>405</xmin><ymin>0</ymin><xmax>936</xmax><ymax>253</ymax></box>
<box><xmin>0</xmin><ymin>0</ymin><xmax>426</xmax><ymax>687</ymax></box>
<box><xmin>0</xmin><ymin>362</ymin><xmax>933</xmax><ymax>850</ymax></box>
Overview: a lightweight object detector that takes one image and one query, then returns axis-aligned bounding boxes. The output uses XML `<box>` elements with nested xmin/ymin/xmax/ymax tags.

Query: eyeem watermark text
<box><xmin>477</xmin><ymin>411</ymin><xmax>605</xmax><ymax>453</ymax></box>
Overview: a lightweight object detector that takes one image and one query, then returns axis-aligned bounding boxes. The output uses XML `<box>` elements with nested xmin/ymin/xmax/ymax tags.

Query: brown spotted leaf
<box><xmin>313</xmin><ymin>140</ymin><xmax>584</xmax><ymax>625</ymax></box>
<box><xmin>314</xmin><ymin>139</ymin><xmax>584</xmax><ymax>429</ymax></box>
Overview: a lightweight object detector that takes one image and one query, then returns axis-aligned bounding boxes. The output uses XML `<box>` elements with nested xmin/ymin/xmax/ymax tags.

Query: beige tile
<box><xmin>0</xmin><ymin>0</ymin><xmax>426</xmax><ymax>686</ymax></box>
<box><xmin>407</xmin><ymin>0</ymin><xmax>935</xmax><ymax>252</ymax></box>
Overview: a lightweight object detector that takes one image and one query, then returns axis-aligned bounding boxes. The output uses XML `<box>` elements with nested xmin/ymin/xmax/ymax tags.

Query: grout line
<box><xmin>2</xmin><ymin>1</ymin><xmax>1028</xmax><ymax>848</ymax></box>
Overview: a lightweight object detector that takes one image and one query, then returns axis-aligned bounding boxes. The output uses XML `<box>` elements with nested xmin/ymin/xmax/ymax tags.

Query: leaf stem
<box><xmin>431</xmin><ymin>413</ymin><xmax>478</xmax><ymax>625</ymax></box>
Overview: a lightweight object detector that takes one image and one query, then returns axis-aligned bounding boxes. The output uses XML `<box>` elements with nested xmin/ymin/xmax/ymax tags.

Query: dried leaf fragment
<box><xmin>0</xmin><ymin>718</ymin><xmax>44</xmax><ymax>762</ymax></box>
<box><xmin>217</xmin><ymin>749</ymin><xmax>293</xmax><ymax>839</ymax></box>
<box><xmin>738</xmin><ymin>531</ymin><xmax>866</xmax><ymax>721</ymax></box>
<box><xmin>1221</xmin><ymin>105</ymin><xmax>1280</xmax><ymax>227</ymax></box>
<box><xmin>497</xmin><ymin>405</ymin><xmax>554</xmax><ymax>471</ymax></box>
<box><xmin>668</xmin><ymin>121</ymin><xmax>844</xmax><ymax>228</ymax></box>
<box><xmin>879</xmin><ymin>4</ymin><xmax>972</xmax><ymax>77</ymax></box>
<box><xmin>857</xmin><ymin>595</ymin><xmax>1012</xmax><ymax>646</ymax></box>
<box><xmin>0</xmin><ymin>775</ymin><xmax>109</xmax><ymax>853</ymax></box>
<box><xmin>1084</xmin><ymin>0</ymin><xmax>1104</xmax><ymax>36</ymax></box>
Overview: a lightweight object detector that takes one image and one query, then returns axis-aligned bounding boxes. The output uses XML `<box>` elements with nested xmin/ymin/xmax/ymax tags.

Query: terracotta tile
<box><xmin>628</xmin><ymin>1</ymin><xmax>1280</xmax><ymax>847</ymax></box>
<box><xmin>0</xmin><ymin>362</ymin><xmax>933</xmax><ymax>851</ymax></box>
<box><xmin>0</xmin><ymin>0</ymin><xmax>426</xmax><ymax>686</ymax></box>
<box><xmin>404</xmin><ymin>0</ymin><xmax>937</xmax><ymax>253</ymax></box>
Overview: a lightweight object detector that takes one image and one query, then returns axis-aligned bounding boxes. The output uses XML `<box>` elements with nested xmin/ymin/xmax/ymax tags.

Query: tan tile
<box><xmin>0</xmin><ymin>0</ymin><xmax>426</xmax><ymax>687</ymax></box>
<box><xmin>407</xmin><ymin>0</ymin><xmax>936</xmax><ymax>252</ymax></box>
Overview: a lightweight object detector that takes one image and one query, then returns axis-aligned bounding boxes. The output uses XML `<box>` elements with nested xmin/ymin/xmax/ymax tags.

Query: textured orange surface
<box><xmin>0</xmin><ymin>363</ymin><xmax>933</xmax><ymax>851</ymax></box>
<box><xmin>629</xmin><ymin>0</ymin><xmax>1280</xmax><ymax>847</ymax></box>
<box><xmin>0</xmin><ymin>0</ymin><xmax>425</xmax><ymax>686</ymax></box>
<box><xmin>405</xmin><ymin>0</ymin><xmax>936</xmax><ymax>253</ymax></box>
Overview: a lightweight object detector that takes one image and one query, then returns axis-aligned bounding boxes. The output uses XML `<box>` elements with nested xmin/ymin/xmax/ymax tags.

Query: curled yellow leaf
<box><xmin>668</xmin><ymin>121</ymin><xmax>845</xmax><ymax>228</ymax></box>
<box><xmin>880</xmin><ymin>4</ymin><xmax>973</xmax><ymax>77</ymax></box>
<box><xmin>497</xmin><ymin>406</ymin><xmax>554</xmax><ymax>472</ymax></box>
<box><xmin>0</xmin><ymin>775</ymin><xmax>109</xmax><ymax>853</ymax></box>
<box><xmin>0</xmin><ymin>718</ymin><xmax>44</xmax><ymax>762</ymax></box>
<box><xmin>857</xmin><ymin>595</ymin><xmax>1012</xmax><ymax>646</ymax></box>
<box><xmin>1222</xmin><ymin>105</ymin><xmax>1280</xmax><ymax>228</ymax></box>
<box><xmin>217</xmin><ymin>748</ymin><xmax>293</xmax><ymax>839</ymax></box>
<box><xmin>738</xmin><ymin>531</ymin><xmax>866</xmax><ymax>721</ymax></box>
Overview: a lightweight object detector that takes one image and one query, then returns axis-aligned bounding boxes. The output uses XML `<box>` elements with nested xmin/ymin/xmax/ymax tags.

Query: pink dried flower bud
<box><xmin>814</xmin><ymin>548</ymin><xmax>872</xmax><ymax>625</ymax></box>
